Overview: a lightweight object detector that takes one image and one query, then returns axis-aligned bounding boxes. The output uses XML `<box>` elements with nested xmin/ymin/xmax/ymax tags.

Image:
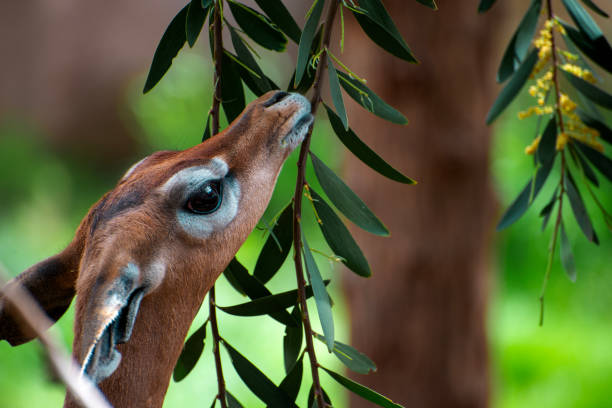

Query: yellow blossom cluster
<box><xmin>525</xmin><ymin>135</ymin><xmax>541</xmax><ymax>155</ymax></box>
<box><xmin>560</xmin><ymin>63</ymin><xmax>596</xmax><ymax>83</ymax></box>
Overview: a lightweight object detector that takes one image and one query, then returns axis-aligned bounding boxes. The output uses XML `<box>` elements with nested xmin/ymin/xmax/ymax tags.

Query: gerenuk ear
<box><xmin>0</xmin><ymin>240</ymin><xmax>81</xmax><ymax>346</ymax></box>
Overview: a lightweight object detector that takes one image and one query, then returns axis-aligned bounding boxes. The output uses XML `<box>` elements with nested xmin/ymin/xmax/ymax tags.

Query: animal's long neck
<box><xmin>64</xmin><ymin>266</ymin><xmax>216</xmax><ymax>408</ymax></box>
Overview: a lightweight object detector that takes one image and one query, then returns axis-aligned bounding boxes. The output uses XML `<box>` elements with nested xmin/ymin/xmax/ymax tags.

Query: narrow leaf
<box><xmin>537</xmin><ymin>117</ymin><xmax>557</xmax><ymax>165</ymax></box>
<box><xmin>283</xmin><ymin>306</ymin><xmax>303</xmax><ymax>374</ymax></box>
<box><xmin>143</xmin><ymin>5</ymin><xmax>189</xmax><ymax>93</ymax></box>
<box><xmin>173</xmin><ymin>320</ymin><xmax>207</xmax><ymax>382</ymax></box>
<box><xmin>563</xmin><ymin>70</ymin><xmax>612</xmax><ymax>109</ymax></box>
<box><xmin>575</xmin><ymin>141</ymin><xmax>612</xmax><ymax>183</ymax></box>
<box><xmin>314</xmin><ymin>333</ymin><xmax>377</xmax><ymax>374</ymax></box>
<box><xmin>202</xmin><ymin>113</ymin><xmax>211</xmax><ymax>142</ymax></box>
<box><xmin>307</xmin><ymin>385</ymin><xmax>332</xmax><ymax>408</ymax></box>
<box><xmin>580</xmin><ymin>0</ymin><xmax>609</xmax><ymax>17</ymax></box>
<box><xmin>279</xmin><ymin>354</ymin><xmax>303</xmax><ymax>402</ymax></box>
<box><xmin>486</xmin><ymin>49</ymin><xmax>538</xmax><ymax>124</ymax></box>
<box><xmin>221</xmin><ymin>52</ymin><xmax>246</xmax><ymax>124</ymax></box>
<box><xmin>186</xmin><ymin>0</ymin><xmax>209</xmax><ymax>47</ymax></box>
<box><xmin>295</xmin><ymin>0</ymin><xmax>324</xmax><ymax>86</ymax></box>
<box><xmin>223</xmin><ymin>257</ymin><xmax>248</xmax><ymax>295</ymax></box>
<box><xmin>561</xmin><ymin>21</ymin><xmax>612</xmax><ymax>73</ymax></box>
<box><xmin>328</xmin><ymin>60</ymin><xmax>349</xmax><ymax>130</ymax></box>
<box><xmin>223</xmin><ymin>340</ymin><xmax>296</xmax><ymax>407</ymax></box>
<box><xmin>572</xmin><ymin>145</ymin><xmax>599</xmax><ymax>186</ymax></box>
<box><xmin>322</xmin><ymin>367</ymin><xmax>404</xmax><ymax>408</ymax></box>
<box><xmin>353</xmin><ymin>0</ymin><xmax>417</xmax><ymax>62</ymax></box>
<box><xmin>310</xmin><ymin>188</ymin><xmax>371</xmax><ymax>277</ymax></box>
<box><xmin>565</xmin><ymin>170</ymin><xmax>598</xmax><ymax>243</ymax></box>
<box><xmin>415</xmin><ymin>0</ymin><xmax>438</xmax><ymax>10</ymax></box>
<box><xmin>228</xmin><ymin>1</ymin><xmax>287</xmax><ymax>51</ymax></box>
<box><xmin>324</xmin><ymin>104</ymin><xmax>414</xmax><ymax>184</ymax></box>
<box><xmin>478</xmin><ymin>0</ymin><xmax>498</xmax><ymax>13</ymax></box>
<box><xmin>338</xmin><ymin>71</ymin><xmax>408</xmax><ymax>125</ymax></box>
<box><xmin>254</xmin><ymin>203</ymin><xmax>293</xmax><ymax>284</ymax></box>
<box><xmin>229</xmin><ymin>26</ymin><xmax>275</xmax><ymax>94</ymax></box>
<box><xmin>311</xmin><ymin>152</ymin><xmax>389</xmax><ymax>236</ymax></box>
<box><xmin>560</xmin><ymin>222</ymin><xmax>577</xmax><ymax>282</ymax></box>
<box><xmin>562</xmin><ymin>0</ymin><xmax>604</xmax><ymax>41</ymax></box>
<box><xmin>226</xmin><ymin>391</ymin><xmax>244</xmax><ymax>408</ymax></box>
<box><xmin>302</xmin><ymin>233</ymin><xmax>334</xmax><ymax>352</ymax></box>
<box><xmin>540</xmin><ymin>189</ymin><xmax>558</xmax><ymax>231</ymax></box>
<box><xmin>254</xmin><ymin>0</ymin><xmax>302</xmax><ymax>43</ymax></box>
<box><xmin>576</xmin><ymin>109</ymin><xmax>612</xmax><ymax>144</ymax></box>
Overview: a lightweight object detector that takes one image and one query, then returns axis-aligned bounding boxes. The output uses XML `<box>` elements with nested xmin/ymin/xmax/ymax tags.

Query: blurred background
<box><xmin>1</xmin><ymin>0</ymin><xmax>611</xmax><ymax>407</ymax></box>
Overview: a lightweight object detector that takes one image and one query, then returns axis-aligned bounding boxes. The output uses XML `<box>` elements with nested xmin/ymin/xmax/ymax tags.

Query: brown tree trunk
<box><xmin>341</xmin><ymin>1</ymin><xmax>507</xmax><ymax>407</ymax></box>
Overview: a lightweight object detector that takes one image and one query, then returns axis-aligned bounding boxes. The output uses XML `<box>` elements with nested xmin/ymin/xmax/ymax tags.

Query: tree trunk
<box><xmin>341</xmin><ymin>1</ymin><xmax>507</xmax><ymax>407</ymax></box>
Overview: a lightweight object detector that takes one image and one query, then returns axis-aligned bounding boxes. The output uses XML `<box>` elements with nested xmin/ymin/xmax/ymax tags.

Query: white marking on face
<box><xmin>121</xmin><ymin>156</ymin><xmax>148</xmax><ymax>181</ymax></box>
<box><xmin>160</xmin><ymin>157</ymin><xmax>241</xmax><ymax>239</ymax></box>
<box><xmin>267</xmin><ymin>94</ymin><xmax>313</xmax><ymax>149</ymax></box>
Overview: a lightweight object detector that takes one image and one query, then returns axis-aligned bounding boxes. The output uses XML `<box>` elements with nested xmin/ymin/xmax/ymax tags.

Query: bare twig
<box><xmin>292</xmin><ymin>1</ymin><xmax>339</xmax><ymax>407</ymax></box>
<box><xmin>0</xmin><ymin>264</ymin><xmax>111</xmax><ymax>408</ymax></box>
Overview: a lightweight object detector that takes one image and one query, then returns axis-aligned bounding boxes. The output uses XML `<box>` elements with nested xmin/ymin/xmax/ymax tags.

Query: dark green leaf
<box><xmin>562</xmin><ymin>0</ymin><xmax>604</xmax><ymax>41</ymax></box>
<box><xmin>486</xmin><ymin>49</ymin><xmax>538</xmax><ymax>124</ymax></box>
<box><xmin>222</xmin><ymin>340</ymin><xmax>296</xmax><ymax>407</ymax></box>
<box><xmin>295</xmin><ymin>0</ymin><xmax>324</xmax><ymax>86</ymax></box>
<box><xmin>226</xmin><ymin>391</ymin><xmax>244</xmax><ymax>408</ymax></box>
<box><xmin>328</xmin><ymin>60</ymin><xmax>349</xmax><ymax>130</ymax></box>
<box><xmin>307</xmin><ymin>385</ymin><xmax>332</xmax><ymax>408</ymax></box>
<box><xmin>289</xmin><ymin>26</ymin><xmax>323</xmax><ymax>93</ymax></box>
<box><xmin>321</xmin><ymin>367</ymin><xmax>404</xmax><ymax>408</ymax></box>
<box><xmin>202</xmin><ymin>0</ymin><xmax>213</xmax><ymax>7</ymax></box>
<box><xmin>310</xmin><ymin>188</ymin><xmax>371</xmax><ymax>277</ymax></box>
<box><xmin>324</xmin><ymin>104</ymin><xmax>414</xmax><ymax>184</ymax></box>
<box><xmin>572</xmin><ymin>145</ymin><xmax>599</xmax><ymax>186</ymax></box>
<box><xmin>537</xmin><ymin>117</ymin><xmax>557</xmax><ymax>165</ymax></box>
<box><xmin>314</xmin><ymin>333</ymin><xmax>377</xmax><ymax>374</ymax></box>
<box><xmin>209</xmin><ymin>396</ymin><xmax>217</xmax><ymax>408</ymax></box>
<box><xmin>353</xmin><ymin>0</ymin><xmax>417</xmax><ymax>62</ymax></box>
<box><xmin>202</xmin><ymin>113</ymin><xmax>211</xmax><ymax>142</ymax></box>
<box><xmin>143</xmin><ymin>5</ymin><xmax>189</xmax><ymax>93</ymax></box>
<box><xmin>228</xmin><ymin>1</ymin><xmax>287</xmax><ymax>51</ymax></box>
<box><xmin>561</xmin><ymin>21</ymin><xmax>612</xmax><ymax>73</ymax></box>
<box><xmin>221</xmin><ymin>52</ymin><xmax>246</xmax><ymax>124</ymax></box>
<box><xmin>478</xmin><ymin>0</ymin><xmax>498</xmax><ymax>13</ymax></box>
<box><xmin>497</xmin><ymin>0</ymin><xmax>542</xmax><ymax>82</ymax></box>
<box><xmin>575</xmin><ymin>141</ymin><xmax>612</xmax><ymax>183</ymax></box>
<box><xmin>283</xmin><ymin>306</ymin><xmax>303</xmax><ymax>374</ymax></box>
<box><xmin>540</xmin><ymin>189</ymin><xmax>558</xmax><ymax>231</ymax></box>
<box><xmin>497</xmin><ymin>156</ymin><xmax>554</xmax><ymax>230</ymax></box>
<box><xmin>173</xmin><ymin>320</ymin><xmax>207</xmax><ymax>382</ymax></box>
<box><xmin>565</xmin><ymin>170</ymin><xmax>598</xmax><ymax>243</ymax></box>
<box><xmin>563</xmin><ymin>70</ymin><xmax>612</xmax><ymax>109</ymax></box>
<box><xmin>218</xmin><ymin>281</ymin><xmax>329</xmax><ymax>317</ymax></box>
<box><xmin>576</xmin><ymin>109</ymin><xmax>612</xmax><ymax>144</ymax></box>
<box><xmin>223</xmin><ymin>257</ymin><xmax>247</xmax><ymax>295</ymax></box>
<box><xmin>302</xmin><ymin>233</ymin><xmax>334</xmax><ymax>352</ymax></box>
<box><xmin>415</xmin><ymin>0</ymin><xmax>438</xmax><ymax>10</ymax></box>
<box><xmin>279</xmin><ymin>354</ymin><xmax>303</xmax><ymax>401</ymax></box>
<box><xmin>254</xmin><ymin>203</ymin><xmax>293</xmax><ymax>284</ymax></box>
<box><xmin>580</xmin><ymin>0</ymin><xmax>609</xmax><ymax>17</ymax></box>
<box><xmin>338</xmin><ymin>71</ymin><xmax>408</xmax><ymax>125</ymax></box>
<box><xmin>186</xmin><ymin>0</ymin><xmax>209</xmax><ymax>47</ymax></box>
<box><xmin>560</xmin><ymin>222</ymin><xmax>577</xmax><ymax>282</ymax></box>
<box><xmin>228</xmin><ymin>26</ymin><xmax>275</xmax><ymax>95</ymax></box>
<box><xmin>311</xmin><ymin>152</ymin><xmax>389</xmax><ymax>236</ymax></box>
<box><xmin>254</xmin><ymin>0</ymin><xmax>302</xmax><ymax>43</ymax></box>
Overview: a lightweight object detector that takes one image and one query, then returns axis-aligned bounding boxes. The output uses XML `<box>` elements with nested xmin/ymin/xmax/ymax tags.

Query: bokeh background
<box><xmin>1</xmin><ymin>1</ymin><xmax>611</xmax><ymax>407</ymax></box>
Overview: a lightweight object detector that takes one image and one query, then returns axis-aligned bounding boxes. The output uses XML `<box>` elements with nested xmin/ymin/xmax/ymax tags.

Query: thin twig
<box><xmin>0</xmin><ymin>264</ymin><xmax>111</xmax><ymax>408</ymax></box>
<box><xmin>209</xmin><ymin>1</ymin><xmax>228</xmax><ymax>407</ymax></box>
<box><xmin>292</xmin><ymin>1</ymin><xmax>339</xmax><ymax>407</ymax></box>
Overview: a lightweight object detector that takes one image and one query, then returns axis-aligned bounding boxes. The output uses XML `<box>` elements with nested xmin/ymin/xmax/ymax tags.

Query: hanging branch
<box><xmin>292</xmin><ymin>2</ymin><xmax>339</xmax><ymax>407</ymax></box>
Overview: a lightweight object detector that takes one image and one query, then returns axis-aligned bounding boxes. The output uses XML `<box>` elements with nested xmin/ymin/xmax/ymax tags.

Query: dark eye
<box><xmin>185</xmin><ymin>180</ymin><xmax>223</xmax><ymax>214</ymax></box>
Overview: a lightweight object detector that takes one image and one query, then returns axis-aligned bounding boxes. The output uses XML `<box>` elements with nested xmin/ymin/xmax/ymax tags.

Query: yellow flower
<box><xmin>556</xmin><ymin>132</ymin><xmax>569</xmax><ymax>151</ymax></box>
<box><xmin>525</xmin><ymin>136</ymin><xmax>541</xmax><ymax>155</ymax></box>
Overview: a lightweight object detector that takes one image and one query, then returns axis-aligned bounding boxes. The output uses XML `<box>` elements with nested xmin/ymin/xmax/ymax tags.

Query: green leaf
<box><xmin>295</xmin><ymin>0</ymin><xmax>324</xmax><ymax>86</ymax></box>
<box><xmin>328</xmin><ymin>60</ymin><xmax>349</xmax><ymax>130</ymax></box>
<box><xmin>565</xmin><ymin>170</ymin><xmax>598</xmax><ymax>243</ymax></box>
<box><xmin>307</xmin><ymin>385</ymin><xmax>332</xmax><ymax>408</ymax></box>
<box><xmin>561</xmin><ymin>21</ymin><xmax>612</xmax><ymax>73</ymax></box>
<box><xmin>201</xmin><ymin>113</ymin><xmax>211</xmax><ymax>142</ymax></box>
<box><xmin>283</xmin><ymin>306</ymin><xmax>303</xmax><ymax>374</ymax></box>
<box><xmin>314</xmin><ymin>333</ymin><xmax>377</xmax><ymax>374</ymax></box>
<box><xmin>186</xmin><ymin>0</ymin><xmax>209</xmax><ymax>47</ymax></box>
<box><xmin>497</xmin><ymin>156</ymin><xmax>554</xmax><ymax>230</ymax></box>
<box><xmin>575</xmin><ymin>141</ymin><xmax>612</xmax><ymax>183</ymax></box>
<box><xmin>302</xmin><ymin>233</ymin><xmax>334</xmax><ymax>352</ymax></box>
<box><xmin>497</xmin><ymin>0</ymin><xmax>542</xmax><ymax>83</ymax></box>
<box><xmin>560</xmin><ymin>222</ymin><xmax>577</xmax><ymax>282</ymax></box>
<box><xmin>223</xmin><ymin>257</ymin><xmax>247</xmax><ymax>295</ymax></box>
<box><xmin>537</xmin><ymin>117</ymin><xmax>557</xmax><ymax>165</ymax></box>
<box><xmin>573</xmin><ymin>145</ymin><xmax>600</xmax><ymax>186</ymax></box>
<box><xmin>580</xmin><ymin>0</ymin><xmax>609</xmax><ymax>17</ymax></box>
<box><xmin>321</xmin><ymin>367</ymin><xmax>404</xmax><ymax>408</ymax></box>
<box><xmin>353</xmin><ymin>0</ymin><xmax>417</xmax><ymax>62</ymax></box>
<box><xmin>209</xmin><ymin>396</ymin><xmax>217</xmax><ymax>408</ymax></box>
<box><xmin>143</xmin><ymin>5</ymin><xmax>189</xmax><ymax>93</ymax></box>
<box><xmin>486</xmin><ymin>49</ymin><xmax>538</xmax><ymax>124</ymax></box>
<box><xmin>254</xmin><ymin>0</ymin><xmax>302</xmax><ymax>43</ymax></box>
<box><xmin>221</xmin><ymin>52</ymin><xmax>246</xmax><ymax>124</ymax></box>
<box><xmin>478</xmin><ymin>0</ymin><xmax>497</xmax><ymax>13</ymax></box>
<box><xmin>289</xmin><ymin>26</ymin><xmax>323</xmax><ymax>93</ymax></box>
<box><xmin>227</xmin><ymin>1</ymin><xmax>287</xmax><ymax>51</ymax></box>
<box><xmin>310</xmin><ymin>152</ymin><xmax>389</xmax><ymax>236</ymax></box>
<box><xmin>228</xmin><ymin>26</ymin><xmax>275</xmax><ymax>96</ymax></box>
<box><xmin>415</xmin><ymin>0</ymin><xmax>438</xmax><ymax>10</ymax></box>
<box><xmin>576</xmin><ymin>109</ymin><xmax>612</xmax><ymax>144</ymax></box>
<box><xmin>324</xmin><ymin>104</ymin><xmax>414</xmax><ymax>184</ymax></box>
<box><xmin>222</xmin><ymin>340</ymin><xmax>296</xmax><ymax>407</ymax></box>
<box><xmin>562</xmin><ymin>0</ymin><xmax>604</xmax><ymax>41</ymax></box>
<box><xmin>563</xmin><ymin>70</ymin><xmax>612</xmax><ymax>109</ymax></box>
<box><xmin>217</xmin><ymin>281</ymin><xmax>329</xmax><ymax>317</ymax></box>
<box><xmin>279</xmin><ymin>354</ymin><xmax>303</xmax><ymax>402</ymax></box>
<box><xmin>540</xmin><ymin>189</ymin><xmax>558</xmax><ymax>231</ymax></box>
<box><xmin>173</xmin><ymin>320</ymin><xmax>207</xmax><ymax>382</ymax></box>
<box><xmin>226</xmin><ymin>391</ymin><xmax>244</xmax><ymax>408</ymax></box>
<box><xmin>338</xmin><ymin>71</ymin><xmax>408</xmax><ymax>125</ymax></box>
<box><xmin>310</xmin><ymin>188</ymin><xmax>371</xmax><ymax>277</ymax></box>
<box><xmin>254</xmin><ymin>203</ymin><xmax>293</xmax><ymax>284</ymax></box>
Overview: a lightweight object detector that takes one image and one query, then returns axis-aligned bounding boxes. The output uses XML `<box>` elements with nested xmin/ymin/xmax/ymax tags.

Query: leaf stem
<box><xmin>292</xmin><ymin>1</ymin><xmax>339</xmax><ymax>407</ymax></box>
<box><xmin>209</xmin><ymin>1</ymin><xmax>228</xmax><ymax>406</ymax></box>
